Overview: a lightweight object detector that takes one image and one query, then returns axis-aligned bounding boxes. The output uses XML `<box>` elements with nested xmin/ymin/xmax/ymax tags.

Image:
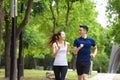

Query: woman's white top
<box><xmin>53</xmin><ymin>42</ymin><xmax>68</xmax><ymax>66</ymax></box>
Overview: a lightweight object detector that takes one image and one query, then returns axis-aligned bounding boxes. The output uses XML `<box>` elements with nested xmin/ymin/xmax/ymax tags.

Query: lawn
<box><xmin>0</xmin><ymin>69</ymin><xmax>97</xmax><ymax>80</ymax></box>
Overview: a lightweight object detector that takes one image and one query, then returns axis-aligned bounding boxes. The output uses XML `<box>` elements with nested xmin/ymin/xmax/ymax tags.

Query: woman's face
<box><xmin>59</xmin><ymin>31</ymin><xmax>66</xmax><ymax>40</ymax></box>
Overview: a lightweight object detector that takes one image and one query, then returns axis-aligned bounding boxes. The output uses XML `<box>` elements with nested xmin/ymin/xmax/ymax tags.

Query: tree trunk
<box><xmin>18</xmin><ymin>32</ymin><xmax>24</xmax><ymax>80</ymax></box>
<box><xmin>4</xmin><ymin>11</ymin><xmax>11</xmax><ymax>78</ymax></box>
<box><xmin>16</xmin><ymin>0</ymin><xmax>33</xmax><ymax>40</ymax></box>
<box><xmin>13</xmin><ymin>0</ymin><xmax>33</xmax><ymax>79</ymax></box>
<box><xmin>50</xmin><ymin>0</ymin><xmax>56</xmax><ymax>33</ymax></box>
<box><xmin>14</xmin><ymin>40</ymin><xmax>18</xmax><ymax>80</ymax></box>
<box><xmin>70</xmin><ymin>53</ymin><xmax>76</xmax><ymax>71</ymax></box>
<box><xmin>3</xmin><ymin>0</ymin><xmax>33</xmax><ymax>79</ymax></box>
<box><xmin>0</xmin><ymin>0</ymin><xmax>3</xmax><ymax>54</ymax></box>
<box><xmin>66</xmin><ymin>1</ymin><xmax>70</xmax><ymax>27</ymax></box>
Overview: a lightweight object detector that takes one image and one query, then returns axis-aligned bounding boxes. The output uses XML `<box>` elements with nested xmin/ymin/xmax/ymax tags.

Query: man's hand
<box><xmin>79</xmin><ymin>44</ymin><xmax>84</xmax><ymax>48</ymax></box>
<box><xmin>91</xmin><ymin>46</ymin><xmax>97</xmax><ymax>58</ymax></box>
<box><xmin>73</xmin><ymin>44</ymin><xmax>84</xmax><ymax>55</ymax></box>
<box><xmin>91</xmin><ymin>54</ymin><xmax>96</xmax><ymax>58</ymax></box>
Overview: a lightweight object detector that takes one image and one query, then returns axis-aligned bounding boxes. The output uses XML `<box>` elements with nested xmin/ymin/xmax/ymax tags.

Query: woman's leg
<box><xmin>61</xmin><ymin>66</ymin><xmax>68</xmax><ymax>80</ymax></box>
<box><xmin>53</xmin><ymin>66</ymin><xmax>61</xmax><ymax>80</ymax></box>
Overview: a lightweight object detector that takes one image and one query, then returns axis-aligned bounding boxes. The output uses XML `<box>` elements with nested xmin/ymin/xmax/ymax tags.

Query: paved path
<box><xmin>89</xmin><ymin>73</ymin><xmax>120</xmax><ymax>80</ymax></box>
<box><xmin>113</xmin><ymin>74</ymin><xmax>120</xmax><ymax>80</ymax></box>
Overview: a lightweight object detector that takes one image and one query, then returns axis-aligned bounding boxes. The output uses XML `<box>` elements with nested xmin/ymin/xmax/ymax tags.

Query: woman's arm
<box><xmin>52</xmin><ymin>43</ymin><xmax>60</xmax><ymax>57</ymax></box>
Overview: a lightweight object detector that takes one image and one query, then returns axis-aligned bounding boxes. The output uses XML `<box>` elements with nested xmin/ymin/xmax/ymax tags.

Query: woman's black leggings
<box><xmin>53</xmin><ymin>66</ymin><xmax>68</xmax><ymax>80</ymax></box>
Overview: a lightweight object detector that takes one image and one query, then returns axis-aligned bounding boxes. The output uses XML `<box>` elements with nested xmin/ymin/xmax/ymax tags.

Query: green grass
<box><xmin>0</xmin><ymin>69</ymin><xmax>97</xmax><ymax>80</ymax></box>
<box><xmin>24</xmin><ymin>69</ymin><xmax>96</xmax><ymax>80</ymax></box>
<box><xmin>24</xmin><ymin>69</ymin><xmax>47</xmax><ymax>79</ymax></box>
<box><xmin>0</xmin><ymin>69</ymin><xmax>4</xmax><ymax>78</ymax></box>
<box><xmin>24</xmin><ymin>69</ymin><xmax>77</xmax><ymax>79</ymax></box>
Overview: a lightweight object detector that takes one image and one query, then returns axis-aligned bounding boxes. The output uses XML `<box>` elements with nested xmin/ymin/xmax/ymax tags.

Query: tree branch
<box><xmin>55</xmin><ymin>0</ymin><xmax>59</xmax><ymax>15</ymax></box>
<box><xmin>66</xmin><ymin>1</ymin><xmax>72</xmax><ymax>27</ymax></box>
<box><xmin>16</xmin><ymin>0</ymin><xmax>33</xmax><ymax>40</ymax></box>
<box><xmin>66</xmin><ymin>1</ymin><xmax>69</xmax><ymax>26</ymax></box>
<box><xmin>50</xmin><ymin>0</ymin><xmax>56</xmax><ymax>33</ymax></box>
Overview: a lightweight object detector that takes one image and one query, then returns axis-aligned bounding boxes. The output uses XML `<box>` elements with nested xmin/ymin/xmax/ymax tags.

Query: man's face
<box><xmin>79</xmin><ymin>27</ymin><xmax>87</xmax><ymax>36</ymax></box>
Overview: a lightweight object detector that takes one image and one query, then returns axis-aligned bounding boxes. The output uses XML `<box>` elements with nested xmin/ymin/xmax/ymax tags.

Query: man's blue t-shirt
<box><xmin>73</xmin><ymin>37</ymin><xmax>96</xmax><ymax>62</ymax></box>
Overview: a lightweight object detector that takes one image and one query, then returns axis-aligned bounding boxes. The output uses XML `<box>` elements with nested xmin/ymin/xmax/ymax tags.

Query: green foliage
<box><xmin>93</xmin><ymin>53</ymin><xmax>109</xmax><ymax>72</ymax></box>
<box><xmin>21</xmin><ymin>0</ymin><xmax>111</xmax><ymax>71</ymax></box>
<box><xmin>23</xmin><ymin>30</ymin><xmax>36</xmax><ymax>49</ymax></box>
<box><xmin>107</xmin><ymin>0</ymin><xmax>120</xmax><ymax>44</ymax></box>
<box><xmin>69</xmin><ymin>0</ymin><xmax>84</xmax><ymax>3</ymax></box>
<box><xmin>117</xmin><ymin>67</ymin><xmax>120</xmax><ymax>73</ymax></box>
<box><xmin>110</xmin><ymin>23</ymin><xmax>120</xmax><ymax>43</ymax></box>
<box><xmin>0</xmin><ymin>0</ymin><xmax>112</xmax><ymax>72</ymax></box>
<box><xmin>24</xmin><ymin>55</ymin><xmax>36</xmax><ymax>69</ymax></box>
<box><xmin>107</xmin><ymin>0</ymin><xmax>120</xmax><ymax>16</ymax></box>
<box><xmin>32</xmin><ymin>1</ymin><xmax>46</xmax><ymax>15</ymax></box>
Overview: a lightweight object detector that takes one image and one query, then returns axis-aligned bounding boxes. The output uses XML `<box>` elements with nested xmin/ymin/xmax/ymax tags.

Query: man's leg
<box><xmin>82</xmin><ymin>61</ymin><xmax>91</xmax><ymax>80</ymax></box>
<box><xmin>78</xmin><ymin>75</ymin><xmax>83</xmax><ymax>80</ymax></box>
<box><xmin>76</xmin><ymin>62</ymin><xmax>84</xmax><ymax>80</ymax></box>
<box><xmin>83</xmin><ymin>74</ymin><xmax>88</xmax><ymax>80</ymax></box>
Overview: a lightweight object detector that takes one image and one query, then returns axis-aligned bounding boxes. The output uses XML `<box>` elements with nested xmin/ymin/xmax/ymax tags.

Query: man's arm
<box><xmin>73</xmin><ymin>44</ymin><xmax>84</xmax><ymax>54</ymax></box>
<box><xmin>91</xmin><ymin>46</ymin><xmax>97</xmax><ymax>58</ymax></box>
<box><xmin>66</xmin><ymin>42</ymin><xmax>70</xmax><ymax>55</ymax></box>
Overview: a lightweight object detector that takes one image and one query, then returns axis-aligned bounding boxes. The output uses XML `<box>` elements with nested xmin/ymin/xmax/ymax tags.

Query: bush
<box><xmin>24</xmin><ymin>55</ymin><xmax>36</xmax><ymax>69</ymax></box>
<box><xmin>93</xmin><ymin>53</ymin><xmax>109</xmax><ymax>72</ymax></box>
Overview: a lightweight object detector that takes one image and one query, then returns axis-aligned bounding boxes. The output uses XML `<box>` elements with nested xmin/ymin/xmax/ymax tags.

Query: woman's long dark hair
<box><xmin>49</xmin><ymin>30</ymin><xmax>64</xmax><ymax>47</ymax></box>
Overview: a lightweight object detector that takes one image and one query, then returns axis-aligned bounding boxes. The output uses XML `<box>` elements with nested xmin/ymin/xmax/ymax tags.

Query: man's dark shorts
<box><xmin>76</xmin><ymin>61</ymin><xmax>91</xmax><ymax>75</ymax></box>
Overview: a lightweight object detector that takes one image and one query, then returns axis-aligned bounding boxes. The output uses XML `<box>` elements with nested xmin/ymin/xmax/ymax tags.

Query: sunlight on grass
<box><xmin>0</xmin><ymin>69</ymin><xmax>97</xmax><ymax>80</ymax></box>
<box><xmin>24</xmin><ymin>69</ymin><xmax>97</xmax><ymax>80</ymax></box>
<box><xmin>24</xmin><ymin>69</ymin><xmax>47</xmax><ymax>78</ymax></box>
<box><xmin>0</xmin><ymin>69</ymin><xmax>4</xmax><ymax>78</ymax></box>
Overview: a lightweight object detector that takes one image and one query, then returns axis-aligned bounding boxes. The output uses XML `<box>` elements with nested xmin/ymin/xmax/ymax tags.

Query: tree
<box><xmin>0</xmin><ymin>1</ymin><xmax>112</xmax><ymax>78</ymax></box>
<box><xmin>0</xmin><ymin>0</ymin><xmax>3</xmax><ymax>58</ymax></box>
<box><xmin>93</xmin><ymin>53</ymin><xmax>109</xmax><ymax>72</ymax></box>
<box><xmin>2</xmin><ymin>0</ymin><xmax>33</xmax><ymax>79</ymax></box>
<box><xmin>4</xmin><ymin>9</ymin><xmax>11</xmax><ymax>78</ymax></box>
<box><xmin>23</xmin><ymin>0</ymin><xmax>110</xmax><ymax>71</ymax></box>
<box><xmin>106</xmin><ymin>0</ymin><xmax>120</xmax><ymax>72</ymax></box>
<box><xmin>107</xmin><ymin>0</ymin><xmax>120</xmax><ymax>44</ymax></box>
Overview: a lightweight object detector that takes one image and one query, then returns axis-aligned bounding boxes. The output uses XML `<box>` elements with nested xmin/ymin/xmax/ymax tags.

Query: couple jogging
<box><xmin>49</xmin><ymin>25</ymin><xmax>97</xmax><ymax>80</ymax></box>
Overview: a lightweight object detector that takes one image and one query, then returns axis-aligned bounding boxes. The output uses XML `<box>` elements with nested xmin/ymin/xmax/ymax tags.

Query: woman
<box><xmin>49</xmin><ymin>30</ymin><xmax>70</xmax><ymax>80</ymax></box>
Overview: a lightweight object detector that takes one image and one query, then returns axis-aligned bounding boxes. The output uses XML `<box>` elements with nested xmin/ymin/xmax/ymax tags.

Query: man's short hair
<box><xmin>80</xmin><ymin>25</ymin><xmax>88</xmax><ymax>32</ymax></box>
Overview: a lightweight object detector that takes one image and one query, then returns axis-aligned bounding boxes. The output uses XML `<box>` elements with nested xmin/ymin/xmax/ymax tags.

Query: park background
<box><xmin>0</xmin><ymin>0</ymin><xmax>120</xmax><ymax>80</ymax></box>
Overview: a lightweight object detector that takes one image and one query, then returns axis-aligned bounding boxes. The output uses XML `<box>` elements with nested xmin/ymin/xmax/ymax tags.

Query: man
<box><xmin>73</xmin><ymin>25</ymin><xmax>97</xmax><ymax>80</ymax></box>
